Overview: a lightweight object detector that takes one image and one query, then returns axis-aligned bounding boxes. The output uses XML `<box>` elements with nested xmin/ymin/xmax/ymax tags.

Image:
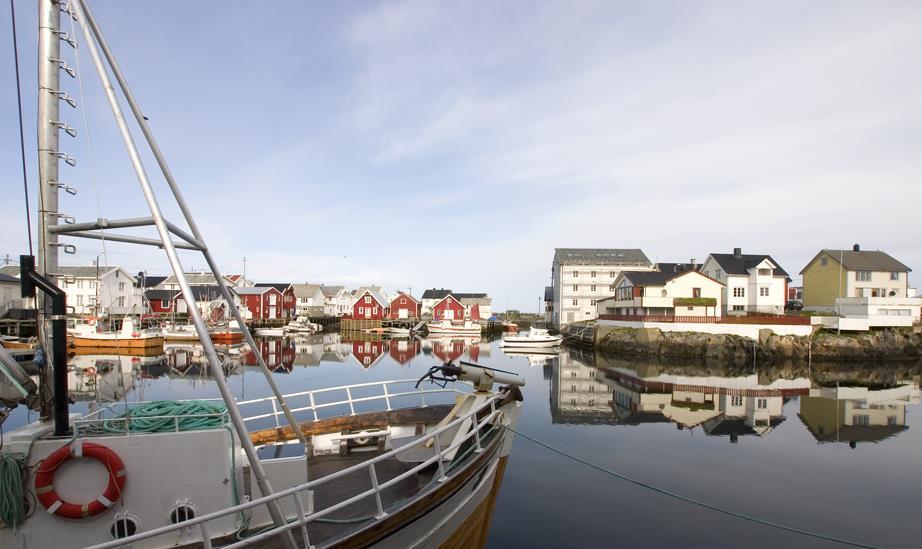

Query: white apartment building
<box><xmin>700</xmin><ymin>248</ymin><xmax>790</xmax><ymax>315</ymax></box>
<box><xmin>55</xmin><ymin>265</ymin><xmax>141</xmax><ymax>316</ymax></box>
<box><xmin>319</xmin><ymin>285</ymin><xmax>352</xmax><ymax>316</ymax></box>
<box><xmin>550</xmin><ymin>248</ymin><xmax>653</xmax><ymax>327</ymax></box>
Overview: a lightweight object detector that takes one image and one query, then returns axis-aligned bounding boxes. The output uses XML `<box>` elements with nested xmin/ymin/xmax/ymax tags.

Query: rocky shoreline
<box><xmin>593</xmin><ymin>325</ymin><xmax>922</xmax><ymax>364</ymax></box>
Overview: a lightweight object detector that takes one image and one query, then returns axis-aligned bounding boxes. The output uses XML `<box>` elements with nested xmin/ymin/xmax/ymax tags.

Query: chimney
<box><xmin>853</xmin><ymin>243</ymin><xmax>860</xmax><ymax>252</ymax></box>
<box><xmin>733</xmin><ymin>248</ymin><xmax>742</xmax><ymax>258</ymax></box>
<box><xmin>690</xmin><ymin>258</ymin><xmax>696</xmax><ymax>269</ymax></box>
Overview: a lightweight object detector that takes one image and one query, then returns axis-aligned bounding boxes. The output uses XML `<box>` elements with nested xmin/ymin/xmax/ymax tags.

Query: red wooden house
<box><xmin>145</xmin><ymin>290</ymin><xmax>178</xmax><ymax>314</ymax></box>
<box><xmin>255</xmin><ymin>283</ymin><xmax>296</xmax><ymax>318</ymax></box>
<box><xmin>388</xmin><ymin>292</ymin><xmax>421</xmax><ymax>320</ymax></box>
<box><xmin>234</xmin><ymin>286</ymin><xmax>284</xmax><ymax>320</ymax></box>
<box><xmin>351</xmin><ymin>289</ymin><xmax>389</xmax><ymax>320</ymax></box>
<box><xmin>432</xmin><ymin>295</ymin><xmax>465</xmax><ymax>321</ymax></box>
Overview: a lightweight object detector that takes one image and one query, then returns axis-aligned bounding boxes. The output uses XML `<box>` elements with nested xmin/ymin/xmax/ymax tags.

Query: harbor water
<box><xmin>4</xmin><ymin>333</ymin><xmax>920</xmax><ymax>548</ymax></box>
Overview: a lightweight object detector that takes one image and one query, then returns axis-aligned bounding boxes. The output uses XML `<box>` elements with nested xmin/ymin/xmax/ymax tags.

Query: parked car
<box><xmin>785</xmin><ymin>299</ymin><xmax>803</xmax><ymax>311</ymax></box>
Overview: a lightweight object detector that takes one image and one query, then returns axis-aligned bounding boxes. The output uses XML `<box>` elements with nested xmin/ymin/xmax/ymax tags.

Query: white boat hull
<box><xmin>500</xmin><ymin>337</ymin><xmax>562</xmax><ymax>348</ymax></box>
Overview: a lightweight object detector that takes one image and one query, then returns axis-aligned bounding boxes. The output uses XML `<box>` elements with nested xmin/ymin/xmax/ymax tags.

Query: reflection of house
<box><xmin>389</xmin><ymin>339</ymin><xmax>421</xmax><ymax>364</ymax></box>
<box><xmin>798</xmin><ymin>383</ymin><xmax>919</xmax><ymax>447</ymax></box>
<box><xmin>244</xmin><ymin>338</ymin><xmax>295</xmax><ymax>371</ymax></box>
<box><xmin>544</xmin><ymin>286</ymin><xmax>554</xmax><ymax>323</ymax></box>
<box><xmin>550</xmin><ymin>349</ymin><xmax>616</xmax><ymax>424</ymax></box>
<box><xmin>388</xmin><ymin>292</ymin><xmax>421</xmax><ymax>320</ymax></box>
<box><xmin>429</xmin><ymin>337</ymin><xmax>479</xmax><ymax>363</ymax></box>
<box><xmin>598</xmin><ymin>263</ymin><xmax>723</xmax><ymax>318</ymax></box>
<box><xmin>700</xmin><ymin>248</ymin><xmax>790</xmax><ymax>315</ymax></box>
<box><xmin>351</xmin><ymin>339</ymin><xmax>387</xmax><ymax>368</ymax></box>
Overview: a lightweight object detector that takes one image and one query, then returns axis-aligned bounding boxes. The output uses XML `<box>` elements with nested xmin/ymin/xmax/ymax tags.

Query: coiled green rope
<box><xmin>81</xmin><ymin>400</ymin><xmax>227</xmax><ymax>434</ymax></box>
<box><xmin>0</xmin><ymin>452</ymin><xmax>26</xmax><ymax>528</ymax></box>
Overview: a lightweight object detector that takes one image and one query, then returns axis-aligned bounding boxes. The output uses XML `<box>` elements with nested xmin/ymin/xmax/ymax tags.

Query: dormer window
<box><xmin>364</xmin><ymin>296</ymin><xmax>371</xmax><ymax>304</ymax></box>
<box><xmin>758</xmin><ymin>268</ymin><xmax>771</xmax><ymax>276</ymax></box>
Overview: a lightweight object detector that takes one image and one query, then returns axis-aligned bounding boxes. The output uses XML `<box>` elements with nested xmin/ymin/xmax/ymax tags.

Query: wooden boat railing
<box><xmin>84</xmin><ymin>389</ymin><xmax>508</xmax><ymax>549</ymax></box>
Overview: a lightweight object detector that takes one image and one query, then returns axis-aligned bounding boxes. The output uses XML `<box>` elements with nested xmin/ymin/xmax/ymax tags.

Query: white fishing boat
<box><xmin>0</xmin><ymin>3</ymin><xmax>526</xmax><ymax>548</ymax></box>
<box><xmin>283</xmin><ymin>316</ymin><xmax>322</xmax><ymax>334</ymax></box>
<box><xmin>426</xmin><ymin>319</ymin><xmax>483</xmax><ymax>336</ymax></box>
<box><xmin>500</xmin><ymin>328</ymin><xmax>563</xmax><ymax>348</ymax></box>
<box><xmin>161</xmin><ymin>323</ymin><xmax>201</xmax><ymax>341</ymax></box>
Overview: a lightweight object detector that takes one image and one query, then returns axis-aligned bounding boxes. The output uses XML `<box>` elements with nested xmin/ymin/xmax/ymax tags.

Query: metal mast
<box><xmin>37</xmin><ymin>0</ymin><xmax>61</xmax><ymax>282</ymax></box>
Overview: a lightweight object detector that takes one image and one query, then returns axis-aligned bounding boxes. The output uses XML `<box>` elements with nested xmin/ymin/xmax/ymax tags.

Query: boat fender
<box><xmin>354</xmin><ymin>431</ymin><xmax>371</xmax><ymax>445</ymax></box>
<box><xmin>35</xmin><ymin>441</ymin><xmax>127</xmax><ymax>519</ymax></box>
<box><xmin>87</xmin><ymin>317</ymin><xmax>96</xmax><ymax>326</ymax></box>
<box><xmin>131</xmin><ymin>332</ymin><xmax>140</xmax><ymax>338</ymax></box>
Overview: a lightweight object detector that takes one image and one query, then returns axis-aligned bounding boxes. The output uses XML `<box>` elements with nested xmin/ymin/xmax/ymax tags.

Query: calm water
<box><xmin>5</xmin><ymin>333</ymin><xmax>921</xmax><ymax>548</ymax></box>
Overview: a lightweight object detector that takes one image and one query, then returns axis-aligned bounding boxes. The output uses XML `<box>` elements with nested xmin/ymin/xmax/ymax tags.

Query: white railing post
<box><xmin>309</xmin><ymin>391</ymin><xmax>319</xmax><ymax>422</ymax></box>
<box><xmin>271</xmin><ymin>399</ymin><xmax>280</xmax><ymax>429</ymax></box>
<box><xmin>200</xmin><ymin>522</ymin><xmax>212</xmax><ymax>549</ymax></box>
<box><xmin>345</xmin><ymin>387</ymin><xmax>356</xmax><ymax>416</ymax></box>
<box><xmin>383</xmin><ymin>384</ymin><xmax>392</xmax><ymax>411</ymax></box>
<box><xmin>473</xmin><ymin>417</ymin><xmax>483</xmax><ymax>453</ymax></box>
<box><xmin>432</xmin><ymin>433</ymin><xmax>448</xmax><ymax>482</ymax></box>
<box><xmin>368</xmin><ymin>463</ymin><xmax>387</xmax><ymax>519</ymax></box>
<box><xmin>419</xmin><ymin>386</ymin><xmax>428</xmax><ymax>408</ymax></box>
<box><xmin>291</xmin><ymin>492</ymin><xmax>311</xmax><ymax>548</ymax></box>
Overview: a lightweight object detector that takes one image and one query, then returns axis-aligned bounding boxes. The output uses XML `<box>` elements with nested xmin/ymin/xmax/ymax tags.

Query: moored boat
<box><xmin>427</xmin><ymin>319</ymin><xmax>482</xmax><ymax>336</ymax></box>
<box><xmin>500</xmin><ymin>327</ymin><xmax>563</xmax><ymax>348</ymax></box>
<box><xmin>69</xmin><ymin>317</ymin><xmax>165</xmax><ymax>350</ymax></box>
<box><xmin>254</xmin><ymin>327</ymin><xmax>284</xmax><ymax>337</ymax></box>
<box><xmin>161</xmin><ymin>323</ymin><xmax>201</xmax><ymax>341</ymax></box>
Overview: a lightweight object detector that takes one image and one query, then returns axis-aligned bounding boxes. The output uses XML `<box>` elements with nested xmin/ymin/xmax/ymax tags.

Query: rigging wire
<box><xmin>9</xmin><ymin>0</ymin><xmax>33</xmax><ymax>255</ymax></box>
<box><xmin>505</xmin><ymin>425</ymin><xmax>881</xmax><ymax>549</ymax></box>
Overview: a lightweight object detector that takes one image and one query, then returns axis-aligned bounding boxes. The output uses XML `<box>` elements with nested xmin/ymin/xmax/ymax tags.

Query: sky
<box><xmin>2</xmin><ymin>0</ymin><xmax>921</xmax><ymax>312</ymax></box>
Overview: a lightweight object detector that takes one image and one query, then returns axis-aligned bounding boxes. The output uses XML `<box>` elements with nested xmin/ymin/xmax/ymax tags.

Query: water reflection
<box><xmin>549</xmin><ymin>347</ymin><xmax>920</xmax><ymax>446</ymax></box>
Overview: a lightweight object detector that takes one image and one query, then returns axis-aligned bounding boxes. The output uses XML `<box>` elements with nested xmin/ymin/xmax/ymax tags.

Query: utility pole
<box><xmin>243</xmin><ymin>256</ymin><xmax>246</xmax><ymax>286</ymax></box>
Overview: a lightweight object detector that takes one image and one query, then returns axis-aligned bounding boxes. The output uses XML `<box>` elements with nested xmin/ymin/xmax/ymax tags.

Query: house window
<box><xmin>609</xmin><ymin>284</ymin><xmax>616</xmax><ymax>292</ymax></box>
<box><xmin>373</xmin><ymin>307</ymin><xmax>378</xmax><ymax>314</ymax></box>
<box><xmin>358</xmin><ymin>307</ymin><xmax>364</xmax><ymax>314</ymax></box>
<box><xmin>757</xmin><ymin>398</ymin><xmax>767</xmax><ymax>409</ymax></box>
<box><xmin>590</xmin><ymin>270</ymin><xmax>596</xmax><ymax>278</ymax></box>
<box><xmin>76</xmin><ymin>295</ymin><xmax>84</xmax><ymax>306</ymax></box>
<box><xmin>733</xmin><ymin>287</ymin><xmax>745</xmax><ymax>298</ymax></box>
<box><xmin>572</xmin><ymin>299</ymin><xmax>578</xmax><ymax>306</ymax></box>
<box><xmin>118</xmin><ymin>297</ymin><xmax>125</xmax><ymax>307</ymax></box>
<box><xmin>590</xmin><ymin>285</ymin><xmax>596</xmax><ymax>292</ymax></box>
<box><xmin>853</xmin><ymin>415</ymin><xmax>870</xmax><ymax>426</ymax></box>
<box><xmin>890</xmin><ymin>272</ymin><xmax>899</xmax><ymax>280</ymax></box>
<box><xmin>571</xmin><ymin>385</ymin><xmax>577</xmax><ymax>392</ymax></box>
<box><xmin>758</xmin><ymin>268</ymin><xmax>770</xmax><ymax>276</ymax></box>
<box><xmin>400</xmin><ymin>297</ymin><xmax>406</xmax><ymax>304</ymax></box>
<box><xmin>590</xmin><ymin>299</ymin><xmax>596</xmax><ymax>306</ymax></box>
<box><xmin>759</xmin><ymin>287</ymin><xmax>769</xmax><ymax>297</ymax></box>
<box><xmin>692</xmin><ymin>288</ymin><xmax>701</xmax><ymax>298</ymax></box>
<box><xmin>161</xmin><ymin>299</ymin><xmax>169</xmax><ymax>308</ymax></box>
<box><xmin>820</xmin><ymin>257</ymin><xmax>828</xmax><ymax>267</ymax></box>
<box><xmin>687</xmin><ymin>306</ymin><xmax>694</xmax><ymax>311</ymax></box>
<box><xmin>731</xmin><ymin>395</ymin><xmax>742</xmax><ymax>406</ymax></box>
<box><xmin>887</xmin><ymin>416</ymin><xmax>898</xmax><ymax>426</ymax></box>
<box><xmin>573</xmin><ymin>271</ymin><xmax>578</xmax><ymax>277</ymax></box>
<box><xmin>732</xmin><ymin>305</ymin><xmax>744</xmax><ymax>311</ymax></box>
<box><xmin>119</xmin><ymin>282</ymin><xmax>126</xmax><ymax>292</ymax></box>
<box><xmin>573</xmin><ymin>285</ymin><xmax>578</xmax><ymax>292</ymax></box>
<box><xmin>571</xmin><ymin>371</ymin><xmax>577</xmax><ymax>378</ymax></box>
<box><xmin>856</xmin><ymin>271</ymin><xmax>872</xmax><ymax>282</ymax></box>
<box><xmin>364</xmin><ymin>296</ymin><xmax>371</xmax><ymax>303</ymax></box>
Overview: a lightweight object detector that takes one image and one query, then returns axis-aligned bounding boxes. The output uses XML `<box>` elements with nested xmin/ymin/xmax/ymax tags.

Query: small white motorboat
<box><xmin>426</xmin><ymin>319</ymin><xmax>482</xmax><ymax>336</ymax></box>
<box><xmin>501</xmin><ymin>327</ymin><xmax>563</xmax><ymax>348</ymax></box>
<box><xmin>283</xmin><ymin>316</ymin><xmax>322</xmax><ymax>334</ymax></box>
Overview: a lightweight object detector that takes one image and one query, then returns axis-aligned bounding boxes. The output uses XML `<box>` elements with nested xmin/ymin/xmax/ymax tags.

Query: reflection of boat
<box><xmin>501</xmin><ymin>328</ymin><xmax>562</xmax><ymax>348</ymax></box>
<box><xmin>69</xmin><ymin>317</ymin><xmax>164</xmax><ymax>350</ymax></box>
<box><xmin>67</xmin><ymin>355</ymin><xmax>139</xmax><ymax>402</ymax></box>
<box><xmin>502</xmin><ymin>321</ymin><xmax>519</xmax><ymax>332</ymax></box>
<box><xmin>427</xmin><ymin>319</ymin><xmax>482</xmax><ymax>335</ymax></box>
<box><xmin>502</xmin><ymin>348</ymin><xmax>559</xmax><ymax>367</ymax></box>
<box><xmin>254</xmin><ymin>327</ymin><xmax>284</xmax><ymax>337</ymax></box>
<box><xmin>283</xmin><ymin>316</ymin><xmax>322</xmax><ymax>334</ymax></box>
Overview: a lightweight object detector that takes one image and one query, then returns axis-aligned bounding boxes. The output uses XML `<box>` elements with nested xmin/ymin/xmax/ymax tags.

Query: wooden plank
<box><xmin>248</xmin><ymin>405</ymin><xmax>454</xmax><ymax>446</ymax></box>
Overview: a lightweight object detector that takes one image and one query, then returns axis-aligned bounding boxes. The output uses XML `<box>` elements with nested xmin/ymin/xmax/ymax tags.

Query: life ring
<box><xmin>85</xmin><ymin>366</ymin><xmax>96</xmax><ymax>376</ymax></box>
<box><xmin>35</xmin><ymin>441</ymin><xmax>127</xmax><ymax>519</ymax></box>
<box><xmin>87</xmin><ymin>318</ymin><xmax>96</xmax><ymax>326</ymax></box>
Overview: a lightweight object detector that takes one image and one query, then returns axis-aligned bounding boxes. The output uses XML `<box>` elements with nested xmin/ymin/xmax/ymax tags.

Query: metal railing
<box><xmin>86</xmin><ymin>390</ymin><xmax>507</xmax><ymax>549</ymax></box>
<box><xmin>238</xmin><ymin>378</ymin><xmax>472</xmax><ymax>429</ymax></box>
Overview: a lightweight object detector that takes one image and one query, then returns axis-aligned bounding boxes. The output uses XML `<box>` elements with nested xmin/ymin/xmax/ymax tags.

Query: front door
<box><xmin>399</xmin><ymin>308</ymin><xmax>408</xmax><ymax>319</ymax></box>
<box><xmin>269</xmin><ymin>306</ymin><xmax>276</xmax><ymax>318</ymax></box>
<box><xmin>445</xmin><ymin>309</ymin><xmax>454</xmax><ymax>320</ymax></box>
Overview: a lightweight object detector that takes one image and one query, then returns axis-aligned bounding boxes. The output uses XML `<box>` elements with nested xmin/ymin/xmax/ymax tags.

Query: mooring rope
<box><xmin>79</xmin><ymin>400</ymin><xmax>227</xmax><ymax>434</ymax></box>
<box><xmin>505</xmin><ymin>425</ymin><xmax>881</xmax><ymax>549</ymax></box>
<box><xmin>0</xmin><ymin>452</ymin><xmax>27</xmax><ymax>528</ymax></box>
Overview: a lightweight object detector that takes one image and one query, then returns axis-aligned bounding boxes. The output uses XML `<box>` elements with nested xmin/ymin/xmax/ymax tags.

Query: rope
<box><xmin>505</xmin><ymin>425</ymin><xmax>882</xmax><ymax>549</ymax></box>
<box><xmin>0</xmin><ymin>452</ymin><xmax>27</xmax><ymax>528</ymax></box>
<box><xmin>80</xmin><ymin>400</ymin><xmax>227</xmax><ymax>434</ymax></box>
<box><xmin>8</xmin><ymin>0</ymin><xmax>32</xmax><ymax>256</ymax></box>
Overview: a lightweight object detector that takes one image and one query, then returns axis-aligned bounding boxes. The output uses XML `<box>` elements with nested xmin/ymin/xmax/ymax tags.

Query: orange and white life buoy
<box><xmin>85</xmin><ymin>366</ymin><xmax>96</xmax><ymax>376</ymax></box>
<box><xmin>35</xmin><ymin>441</ymin><xmax>127</xmax><ymax>519</ymax></box>
<box><xmin>87</xmin><ymin>317</ymin><xmax>97</xmax><ymax>326</ymax></box>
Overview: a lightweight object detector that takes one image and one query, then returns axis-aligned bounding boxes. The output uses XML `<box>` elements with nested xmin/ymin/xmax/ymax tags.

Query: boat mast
<box><xmin>37</xmin><ymin>0</ymin><xmax>62</xmax><ymax>284</ymax></box>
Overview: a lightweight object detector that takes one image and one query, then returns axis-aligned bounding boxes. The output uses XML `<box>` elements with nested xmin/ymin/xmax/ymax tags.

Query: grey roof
<box><xmin>139</xmin><ymin>275</ymin><xmax>168</xmax><ymax>288</ymax></box>
<box><xmin>622</xmin><ymin>270</ymin><xmax>679</xmax><ymax>286</ymax></box>
<box><xmin>704</xmin><ymin>416</ymin><xmax>785</xmax><ymax>436</ymax></box>
<box><xmin>233</xmin><ymin>286</ymin><xmax>274</xmax><ymax>295</ymax></box>
<box><xmin>177</xmin><ymin>286</ymin><xmax>226</xmax><ymax>302</ymax></box>
<box><xmin>708</xmin><ymin>253</ymin><xmax>791</xmax><ymax>279</ymax></box>
<box><xmin>19</xmin><ymin>264</ymin><xmax>128</xmax><ymax>279</ymax></box>
<box><xmin>145</xmin><ymin>289</ymin><xmax>178</xmax><ymax>301</ymax></box>
<box><xmin>421</xmin><ymin>288</ymin><xmax>453</xmax><ymax>300</ymax></box>
<box><xmin>354</xmin><ymin>288</ymin><xmax>390</xmax><ymax>307</ymax></box>
<box><xmin>291</xmin><ymin>284</ymin><xmax>324</xmax><ymax>298</ymax></box>
<box><xmin>0</xmin><ymin>273</ymin><xmax>19</xmax><ymax>284</ymax></box>
<box><xmin>255</xmin><ymin>282</ymin><xmax>292</xmax><ymax>292</ymax></box>
<box><xmin>319</xmin><ymin>285</ymin><xmax>345</xmax><ymax>298</ymax></box>
<box><xmin>454</xmin><ymin>292</ymin><xmax>488</xmax><ymax>299</ymax></box>
<box><xmin>0</xmin><ymin>266</ymin><xmax>20</xmax><ymax>277</ymax></box>
<box><xmin>553</xmin><ymin>248</ymin><xmax>652</xmax><ymax>267</ymax></box>
<box><xmin>801</xmin><ymin>249</ymin><xmax>911</xmax><ymax>274</ymax></box>
<box><xmin>544</xmin><ymin>286</ymin><xmax>554</xmax><ymax>301</ymax></box>
<box><xmin>458</xmin><ymin>296</ymin><xmax>490</xmax><ymax>306</ymax></box>
<box><xmin>162</xmin><ymin>272</ymin><xmax>235</xmax><ymax>286</ymax></box>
